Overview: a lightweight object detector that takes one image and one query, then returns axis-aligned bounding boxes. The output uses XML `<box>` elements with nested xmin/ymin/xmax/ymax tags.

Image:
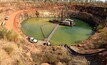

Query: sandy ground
<box><xmin>4</xmin><ymin>10</ymin><xmax>24</xmax><ymax>33</ymax></box>
<box><xmin>4</xmin><ymin>8</ymin><xmax>36</xmax><ymax>34</ymax></box>
<box><xmin>4</xmin><ymin>9</ymin><xmax>45</xmax><ymax>45</ymax></box>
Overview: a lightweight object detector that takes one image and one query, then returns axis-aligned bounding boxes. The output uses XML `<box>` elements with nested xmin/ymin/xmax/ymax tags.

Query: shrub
<box><xmin>17</xmin><ymin>60</ymin><xmax>25</xmax><ymax>65</ymax></box>
<box><xmin>0</xmin><ymin>10</ymin><xmax>3</xmax><ymax>13</ymax></box>
<box><xmin>31</xmin><ymin>47</ymin><xmax>73</xmax><ymax>65</ymax></box>
<box><xmin>6</xmin><ymin>30</ymin><xmax>19</xmax><ymax>42</ymax></box>
<box><xmin>0</xmin><ymin>28</ymin><xmax>7</xmax><ymax>39</ymax></box>
<box><xmin>0</xmin><ymin>28</ymin><xmax>20</xmax><ymax>42</ymax></box>
<box><xmin>3</xmin><ymin>46</ymin><xmax>13</xmax><ymax>55</ymax></box>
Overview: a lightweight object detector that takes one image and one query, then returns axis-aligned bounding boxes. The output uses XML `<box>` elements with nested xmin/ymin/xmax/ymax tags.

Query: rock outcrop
<box><xmin>74</xmin><ymin>4</ymin><xmax>107</xmax><ymax>18</ymax></box>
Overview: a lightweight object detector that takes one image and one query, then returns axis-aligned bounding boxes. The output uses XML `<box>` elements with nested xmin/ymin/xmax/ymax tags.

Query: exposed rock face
<box><xmin>68</xmin><ymin>4</ymin><xmax>107</xmax><ymax>27</ymax></box>
<box><xmin>69</xmin><ymin>11</ymin><xmax>107</xmax><ymax>27</ymax></box>
<box><xmin>98</xmin><ymin>52</ymin><xmax>107</xmax><ymax>65</ymax></box>
<box><xmin>74</xmin><ymin>5</ymin><xmax>107</xmax><ymax>18</ymax></box>
<box><xmin>70</xmin><ymin>11</ymin><xmax>97</xmax><ymax>26</ymax></box>
<box><xmin>68</xmin><ymin>4</ymin><xmax>107</xmax><ymax>65</ymax></box>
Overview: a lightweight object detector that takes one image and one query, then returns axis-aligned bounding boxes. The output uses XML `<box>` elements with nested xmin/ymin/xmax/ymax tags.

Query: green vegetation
<box><xmin>3</xmin><ymin>46</ymin><xmax>13</xmax><ymax>55</ymax></box>
<box><xmin>0</xmin><ymin>28</ymin><xmax>21</xmax><ymax>42</ymax></box>
<box><xmin>17</xmin><ymin>60</ymin><xmax>25</xmax><ymax>65</ymax></box>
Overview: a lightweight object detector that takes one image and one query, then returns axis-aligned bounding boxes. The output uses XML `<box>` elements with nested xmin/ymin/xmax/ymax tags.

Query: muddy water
<box><xmin>21</xmin><ymin>18</ymin><xmax>93</xmax><ymax>45</ymax></box>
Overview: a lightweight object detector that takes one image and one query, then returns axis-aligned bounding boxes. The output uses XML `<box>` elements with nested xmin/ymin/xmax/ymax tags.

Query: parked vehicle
<box><xmin>5</xmin><ymin>16</ymin><xmax>9</xmax><ymax>20</ymax></box>
<box><xmin>27</xmin><ymin>37</ymin><xmax>38</xmax><ymax>43</ymax></box>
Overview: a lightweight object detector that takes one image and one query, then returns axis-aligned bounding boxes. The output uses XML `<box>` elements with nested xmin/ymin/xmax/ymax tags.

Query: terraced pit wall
<box><xmin>17</xmin><ymin>4</ymin><xmax>107</xmax><ymax>35</ymax></box>
<box><xmin>74</xmin><ymin>5</ymin><xmax>107</xmax><ymax>18</ymax></box>
<box><xmin>71</xmin><ymin>4</ymin><xmax>107</xmax><ymax>27</ymax></box>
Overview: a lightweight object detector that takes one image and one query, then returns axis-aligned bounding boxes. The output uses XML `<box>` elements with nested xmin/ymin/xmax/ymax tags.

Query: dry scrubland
<box><xmin>0</xmin><ymin>36</ymin><xmax>88</xmax><ymax>65</ymax></box>
<box><xmin>0</xmin><ymin>2</ymin><xmax>107</xmax><ymax>65</ymax></box>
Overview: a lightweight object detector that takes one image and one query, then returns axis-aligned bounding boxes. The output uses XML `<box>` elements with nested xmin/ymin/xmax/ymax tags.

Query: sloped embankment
<box><xmin>0</xmin><ymin>39</ymin><xmax>89</xmax><ymax>65</ymax></box>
